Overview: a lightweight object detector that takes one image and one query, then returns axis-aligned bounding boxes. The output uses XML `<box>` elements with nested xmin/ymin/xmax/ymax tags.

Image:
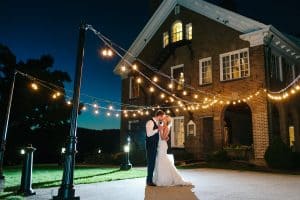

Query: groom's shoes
<box><xmin>146</xmin><ymin>182</ymin><xmax>156</xmax><ymax>186</ymax></box>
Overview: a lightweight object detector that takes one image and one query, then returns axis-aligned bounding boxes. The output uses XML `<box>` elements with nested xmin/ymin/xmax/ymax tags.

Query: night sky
<box><xmin>1</xmin><ymin>0</ymin><xmax>299</xmax><ymax>130</ymax></box>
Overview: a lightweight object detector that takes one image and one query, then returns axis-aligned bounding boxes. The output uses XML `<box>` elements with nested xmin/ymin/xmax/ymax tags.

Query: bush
<box><xmin>206</xmin><ymin>150</ymin><xmax>230</xmax><ymax>162</ymax></box>
<box><xmin>292</xmin><ymin>152</ymin><xmax>300</xmax><ymax>169</ymax></box>
<box><xmin>264</xmin><ymin>137</ymin><xmax>293</xmax><ymax>169</ymax></box>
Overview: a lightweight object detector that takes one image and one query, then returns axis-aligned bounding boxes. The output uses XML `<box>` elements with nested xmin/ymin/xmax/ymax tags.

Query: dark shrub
<box><xmin>264</xmin><ymin>137</ymin><xmax>293</xmax><ymax>169</ymax></box>
<box><xmin>206</xmin><ymin>149</ymin><xmax>230</xmax><ymax>162</ymax></box>
<box><xmin>292</xmin><ymin>152</ymin><xmax>300</xmax><ymax>169</ymax></box>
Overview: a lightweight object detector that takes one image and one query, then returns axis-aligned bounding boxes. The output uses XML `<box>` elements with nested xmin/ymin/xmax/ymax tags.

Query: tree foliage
<box><xmin>0</xmin><ymin>44</ymin><xmax>72</xmax><ymax>134</ymax></box>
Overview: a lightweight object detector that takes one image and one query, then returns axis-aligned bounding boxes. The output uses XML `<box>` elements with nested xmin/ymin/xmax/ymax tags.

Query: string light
<box><xmin>168</xmin><ymin>83</ymin><xmax>173</xmax><ymax>89</ymax></box>
<box><xmin>153</xmin><ymin>76</ymin><xmax>158</xmax><ymax>82</ymax></box>
<box><xmin>67</xmin><ymin>100</ymin><xmax>72</xmax><ymax>105</ymax></box>
<box><xmin>82</xmin><ymin>106</ymin><xmax>87</xmax><ymax>111</ymax></box>
<box><xmin>121</xmin><ymin>65</ymin><xmax>126</xmax><ymax>72</ymax></box>
<box><xmin>108</xmin><ymin>105</ymin><xmax>114</xmax><ymax>110</ymax></box>
<box><xmin>136</xmin><ymin>77</ymin><xmax>142</xmax><ymax>84</ymax></box>
<box><xmin>31</xmin><ymin>83</ymin><xmax>38</xmax><ymax>90</ymax></box>
<box><xmin>94</xmin><ymin>110</ymin><xmax>99</xmax><ymax>115</ymax></box>
<box><xmin>149</xmin><ymin>87</ymin><xmax>155</xmax><ymax>93</ymax></box>
<box><xmin>132</xmin><ymin>64</ymin><xmax>138</xmax><ymax>71</ymax></box>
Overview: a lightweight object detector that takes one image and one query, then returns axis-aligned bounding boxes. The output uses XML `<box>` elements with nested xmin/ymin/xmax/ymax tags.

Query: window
<box><xmin>174</xmin><ymin>5</ymin><xmax>180</xmax><ymax>15</ymax></box>
<box><xmin>186</xmin><ymin>23</ymin><xmax>192</xmax><ymax>40</ymax></box>
<box><xmin>220</xmin><ymin>48</ymin><xmax>250</xmax><ymax>81</ymax></box>
<box><xmin>270</xmin><ymin>54</ymin><xmax>283</xmax><ymax>81</ymax></box>
<box><xmin>171</xmin><ymin>116</ymin><xmax>185</xmax><ymax>148</ymax></box>
<box><xmin>129</xmin><ymin>76</ymin><xmax>139</xmax><ymax>99</ymax></box>
<box><xmin>187</xmin><ymin>120</ymin><xmax>196</xmax><ymax>136</ymax></box>
<box><xmin>171</xmin><ymin>64</ymin><xmax>184</xmax><ymax>90</ymax></box>
<box><xmin>172</xmin><ymin>21</ymin><xmax>183</xmax><ymax>42</ymax></box>
<box><xmin>163</xmin><ymin>32</ymin><xmax>169</xmax><ymax>48</ymax></box>
<box><xmin>199</xmin><ymin>57</ymin><xmax>212</xmax><ymax>85</ymax></box>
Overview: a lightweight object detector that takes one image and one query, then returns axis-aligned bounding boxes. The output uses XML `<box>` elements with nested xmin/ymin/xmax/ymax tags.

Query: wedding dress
<box><xmin>152</xmin><ymin>135</ymin><xmax>191</xmax><ymax>186</ymax></box>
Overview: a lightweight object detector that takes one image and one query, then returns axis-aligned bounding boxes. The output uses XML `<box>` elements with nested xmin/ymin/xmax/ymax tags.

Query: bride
<box><xmin>152</xmin><ymin>115</ymin><xmax>191</xmax><ymax>186</ymax></box>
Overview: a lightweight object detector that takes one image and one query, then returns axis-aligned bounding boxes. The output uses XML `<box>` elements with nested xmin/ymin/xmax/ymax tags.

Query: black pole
<box><xmin>18</xmin><ymin>144</ymin><xmax>36</xmax><ymax>196</ymax></box>
<box><xmin>0</xmin><ymin>69</ymin><xmax>17</xmax><ymax>179</ymax></box>
<box><xmin>53</xmin><ymin>22</ymin><xmax>86</xmax><ymax>200</ymax></box>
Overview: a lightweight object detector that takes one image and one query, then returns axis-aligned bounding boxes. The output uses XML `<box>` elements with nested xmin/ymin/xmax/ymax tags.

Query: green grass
<box><xmin>0</xmin><ymin>164</ymin><xmax>146</xmax><ymax>199</ymax></box>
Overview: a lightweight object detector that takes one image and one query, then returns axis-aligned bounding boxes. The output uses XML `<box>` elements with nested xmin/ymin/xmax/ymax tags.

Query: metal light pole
<box><xmin>53</xmin><ymin>22</ymin><xmax>86</xmax><ymax>200</ymax></box>
<box><xmin>0</xmin><ymin>69</ymin><xmax>17</xmax><ymax>179</ymax></box>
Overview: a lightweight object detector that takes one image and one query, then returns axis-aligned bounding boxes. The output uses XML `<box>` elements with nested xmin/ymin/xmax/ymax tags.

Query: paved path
<box><xmin>26</xmin><ymin>168</ymin><xmax>300</xmax><ymax>200</ymax></box>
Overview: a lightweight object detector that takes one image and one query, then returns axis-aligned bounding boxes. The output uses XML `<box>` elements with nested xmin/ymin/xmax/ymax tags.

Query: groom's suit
<box><xmin>145</xmin><ymin>118</ymin><xmax>159</xmax><ymax>184</ymax></box>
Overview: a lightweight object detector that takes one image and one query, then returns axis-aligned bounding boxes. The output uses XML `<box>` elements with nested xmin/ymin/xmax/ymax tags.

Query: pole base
<box><xmin>18</xmin><ymin>189</ymin><xmax>36</xmax><ymax>196</ymax></box>
<box><xmin>52</xmin><ymin>186</ymin><xmax>80</xmax><ymax>200</ymax></box>
<box><xmin>120</xmin><ymin>163</ymin><xmax>132</xmax><ymax>170</ymax></box>
<box><xmin>53</xmin><ymin>195</ymin><xmax>80</xmax><ymax>200</ymax></box>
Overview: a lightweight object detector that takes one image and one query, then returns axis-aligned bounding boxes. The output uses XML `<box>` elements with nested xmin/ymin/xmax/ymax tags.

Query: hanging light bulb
<box><xmin>67</xmin><ymin>100</ymin><xmax>72</xmax><ymax>105</ymax></box>
<box><xmin>82</xmin><ymin>106</ymin><xmax>87</xmax><ymax>111</ymax></box>
<box><xmin>149</xmin><ymin>87</ymin><xmax>155</xmax><ymax>93</ymax></box>
<box><xmin>115</xmin><ymin>113</ymin><xmax>120</xmax><ymax>117</ymax></box>
<box><xmin>108</xmin><ymin>105</ymin><xmax>114</xmax><ymax>110</ymax></box>
<box><xmin>194</xmin><ymin>94</ymin><xmax>198</xmax><ymax>99</ymax></box>
<box><xmin>132</xmin><ymin>64</ymin><xmax>138</xmax><ymax>71</ymax></box>
<box><xmin>94</xmin><ymin>110</ymin><xmax>99</xmax><ymax>115</ymax></box>
<box><xmin>168</xmin><ymin>83</ymin><xmax>173</xmax><ymax>89</ymax></box>
<box><xmin>136</xmin><ymin>77</ymin><xmax>142</xmax><ymax>84</ymax></box>
<box><xmin>31</xmin><ymin>83</ymin><xmax>38</xmax><ymax>90</ymax></box>
<box><xmin>121</xmin><ymin>65</ymin><xmax>126</xmax><ymax>72</ymax></box>
<box><xmin>153</xmin><ymin>76</ymin><xmax>158</xmax><ymax>82</ymax></box>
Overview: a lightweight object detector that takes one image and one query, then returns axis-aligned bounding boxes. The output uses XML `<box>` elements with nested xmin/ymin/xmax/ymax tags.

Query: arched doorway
<box><xmin>223</xmin><ymin>103</ymin><xmax>253</xmax><ymax>146</ymax></box>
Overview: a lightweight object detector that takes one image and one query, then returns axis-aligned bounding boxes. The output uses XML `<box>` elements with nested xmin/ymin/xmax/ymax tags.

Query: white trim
<box><xmin>219</xmin><ymin>48</ymin><xmax>250</xmax><ymax>81</ymax></box>
<box><xmin>171</xmin><ymin>64</ymin><xmax>184</xmax><ymax>78</ymax></box>
<box><xmin>171</xmin><ymin>116</ymin><xmax>185</xmax><ymax>148</ymax></box>
<box><xmin>199</xmin><ymin>57</ymin><xmax>212</xmax><ymax>85</ymax></box>
<box><xmin>278</xmin><ymin>56</ymin><xmax>283</xmax><ymax>82</ymax></box>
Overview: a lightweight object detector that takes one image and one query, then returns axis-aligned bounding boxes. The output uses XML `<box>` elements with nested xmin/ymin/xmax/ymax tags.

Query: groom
<box><xmin>145</xmin><ymin>110</ymin><xmax>165</xmax><ymax>186</ymax></box>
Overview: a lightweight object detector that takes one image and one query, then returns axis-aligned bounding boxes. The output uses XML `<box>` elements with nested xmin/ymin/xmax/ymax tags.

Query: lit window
<box><xmin>220</xmin><ymin>48</ymin><xmax>250</xmax><ymax>81</ymax></box>
<box><xmin>172</xmin><ymin>21</ymin><xmax>183</xmax><ymax>42</ymax></box>
<box><xmin>171</xmin><ymin>64</ymin><xmax>184</xmax><ymax>90</ymax></box>
<box><xmin>199</xmin><ymin>57</ymin><xmax>212</xmax><ymax>85</ymax></box>
<box><xmin>129</xmin><ymin>77</ymin><xmax>139</xmax><ymax>99</ymax></box>
<box><xmin>171</xmin><ymin>116</ymin><xmax>185</xmax><ymax>148</ymax></box>
<box><xmin>163</xmin><ymin>32</ymin><xmax>169</xmax><ymax>48</ymax></box>
<box><xmin>186</xmin><ymin>23</ymin><xmax>192</xmax><ymax>40</ymax></box>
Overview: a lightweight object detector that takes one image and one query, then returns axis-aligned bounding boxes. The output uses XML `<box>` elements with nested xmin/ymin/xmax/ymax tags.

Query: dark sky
<box><xmin>1</xmin><ymin>0</ymin><xmax>299</xmax><ymax>130</ymax></box>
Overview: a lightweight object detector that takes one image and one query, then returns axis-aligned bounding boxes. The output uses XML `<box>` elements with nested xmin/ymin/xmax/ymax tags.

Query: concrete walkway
<box><xmin>26</xmin><ymin>168</ymin><xmax>300</xmax><ymax>200</ymax></box>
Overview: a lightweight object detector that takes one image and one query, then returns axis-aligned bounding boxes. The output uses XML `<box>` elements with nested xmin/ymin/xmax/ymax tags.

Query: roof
<box><xmin>114</xmin><ymin>0</ymin><xmax>300</xmax><ymax>75</ymax></box>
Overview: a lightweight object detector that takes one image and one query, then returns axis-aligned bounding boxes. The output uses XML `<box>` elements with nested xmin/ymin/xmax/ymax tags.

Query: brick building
<box><xmin>114</xmin><ymin>0</ymin><xmax>300</xmax><ymax>163</ymax></box>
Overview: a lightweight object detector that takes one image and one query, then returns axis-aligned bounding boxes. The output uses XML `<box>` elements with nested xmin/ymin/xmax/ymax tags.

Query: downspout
<box><xmin>264</xmin><ymin>34</ymin><xmax>274</xmax><ymax>144</ymax></box>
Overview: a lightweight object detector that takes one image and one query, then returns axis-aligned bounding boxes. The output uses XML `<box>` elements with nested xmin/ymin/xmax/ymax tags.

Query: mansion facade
<box><xmin>114</xmin><ymin>0</ymin><xmax>300</xmax><ymax>162</ymax></box>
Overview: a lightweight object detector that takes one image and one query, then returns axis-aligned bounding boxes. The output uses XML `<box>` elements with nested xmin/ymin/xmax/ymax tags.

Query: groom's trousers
<box><xmin>146</xmin><ymin>133</ymin><xmax>159</xmax><ymax>184</ymax></box>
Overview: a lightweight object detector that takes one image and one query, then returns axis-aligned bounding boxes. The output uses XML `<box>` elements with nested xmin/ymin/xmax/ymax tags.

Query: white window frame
<box><xmin>199</xmin><ymin>57</ymin><xmax>212</xmax><ymax>85</ymax></box>
<box><xmin>129</xmin><ymin>76</ymin><xmax>139</xmax><ymax>99</ymax></box>
<box><xmin>174</xmin><ymin>5</ymin><xmax>180</xmax><ymax>15</ymax></box>
<box><xmin>128</xmin><ymin>120</ymin><xmax>139</xmax><ymax>131</ymax></box>
<box><xmin>186</xmin><ymin>23</ymin><xmax>192</xmax><ymax>40</ymax></box>
<box><xmin>171</xmin><ymin>116</ymin><xmax>185</xmax><ymax>148</ymax></box>
<box><xmin>171</xmin><ymin>64</ymin><xmax>184</xmax><ymax>88</ymax></box>
<box><xmin>219</xmin><ymin>48</ymin><xmax>250</xmax><ymax>81</ymax></box>
<box><xmin>163</xmin><ymin>31</ymin><xmax>169</xmax><ymax>48</ymax></box>
<box><xmin>172</xmin><ymin>20</ymin><xmax>183</xmax><ymax>43</ymax></box>
<box><xmin>187</xmin><ymin>120</ymin><xmax>196</xmax><ymax>136</ymax></box>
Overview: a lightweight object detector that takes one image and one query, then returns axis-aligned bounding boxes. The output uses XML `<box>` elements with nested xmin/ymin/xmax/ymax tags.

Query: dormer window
<box><xmin>163</xmin><ymin>32</ymin><xmax>169</xmax><ymax>48</ymax></box>
<box><xmin>172</xmin><ymin>21</ymin><xmax>183</xmax><ymax>42</ymax></box>
<box><xmin>186</xmin><ymin>23</ymin><xmax>192</xmax><ymax>40</ymax></box>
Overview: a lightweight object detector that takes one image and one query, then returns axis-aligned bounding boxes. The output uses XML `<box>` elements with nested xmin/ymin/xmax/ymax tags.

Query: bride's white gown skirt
<box><xmin>153</xmin><ymin>137</ymin><xmax>191</xmax><ymax>186</ymax></box>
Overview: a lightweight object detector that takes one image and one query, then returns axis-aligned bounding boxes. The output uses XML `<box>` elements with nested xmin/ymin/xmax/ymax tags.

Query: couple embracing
<box><xmin>145</xmin><ymin>110</ymin><xmax>191</xmax><ymax>186</ymax></box>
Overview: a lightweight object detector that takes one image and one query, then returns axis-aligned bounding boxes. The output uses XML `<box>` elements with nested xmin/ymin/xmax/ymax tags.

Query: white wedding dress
<box><xmin>153</xmin><ymin>134</ymin><xmax>191</xmax><ymax>186</ymax></box>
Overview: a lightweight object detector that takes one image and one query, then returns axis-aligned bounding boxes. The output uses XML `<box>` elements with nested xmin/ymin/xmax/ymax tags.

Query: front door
<box><xmin>202</xmin><ymin>117</ymin><xmax>214</xmax><ymax>154</ymax></box>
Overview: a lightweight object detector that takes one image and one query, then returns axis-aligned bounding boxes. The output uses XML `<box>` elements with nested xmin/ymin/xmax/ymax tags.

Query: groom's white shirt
<box><xmin>146</xmin><ymin>118</ymin><xmax>159</xmax><ymax>137</ymax></box>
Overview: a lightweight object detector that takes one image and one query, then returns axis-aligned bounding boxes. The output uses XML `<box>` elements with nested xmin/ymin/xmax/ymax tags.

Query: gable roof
<box><xmin>114</xmin><ymin>0</ymin><xmax>299</xmax><ymax>75</ymax></box>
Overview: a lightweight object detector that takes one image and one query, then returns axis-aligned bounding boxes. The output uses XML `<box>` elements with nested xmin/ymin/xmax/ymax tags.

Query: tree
<box><xmin>219</xmin><ymin>0</ymin><xmax>237</xmax><ymax>12</ymax></box>
<box><xmin>0</xmin><ymin>44</ymin><xmax>73</xmax><ymax>150</ymax></box>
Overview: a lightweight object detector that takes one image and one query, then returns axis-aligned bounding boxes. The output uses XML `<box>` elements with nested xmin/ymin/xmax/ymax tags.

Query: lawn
<box><xmin>0</xmin><ymin>164</ymin><xmax>146</xmax><ymax>199</ymax></box>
